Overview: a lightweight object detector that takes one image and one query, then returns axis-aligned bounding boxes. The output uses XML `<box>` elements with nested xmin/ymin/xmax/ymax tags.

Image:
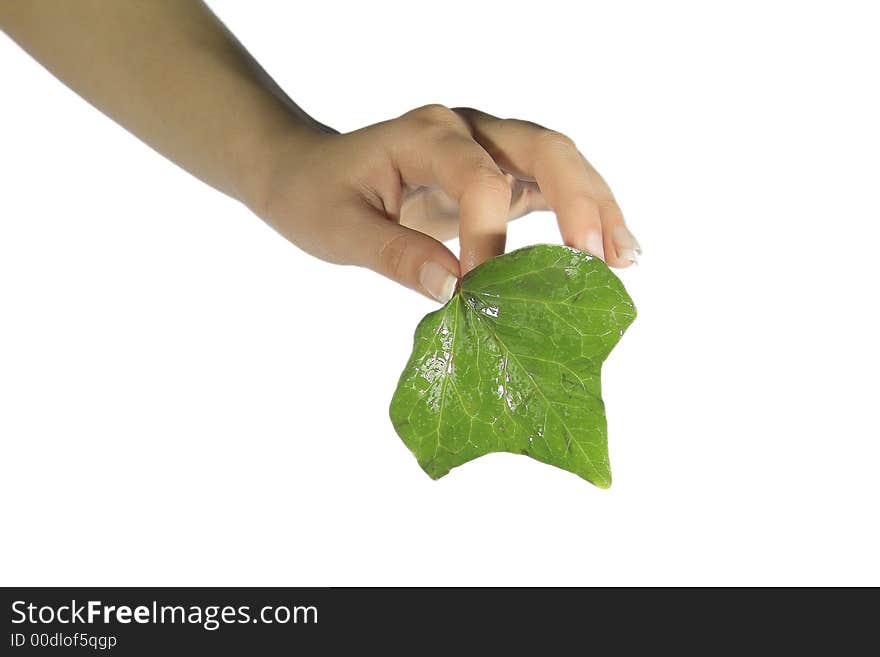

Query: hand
<box><xmin>253</xmin><ymin>104</ymin><xmax>641</xmax><ymax>303</ymax></box>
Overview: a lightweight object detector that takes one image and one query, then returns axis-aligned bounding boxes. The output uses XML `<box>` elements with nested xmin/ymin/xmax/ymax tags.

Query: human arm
<box><xmin>0</xmin><ymin>0</ymin><xmax>640</xmax><ymax>302</ymax></box>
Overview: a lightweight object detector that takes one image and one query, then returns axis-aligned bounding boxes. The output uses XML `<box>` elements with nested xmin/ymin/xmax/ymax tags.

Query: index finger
<box><xmin>391</xmin><ymin>105</ymin><xmax>512</xmax><ymax>273</ymax></box>
<box><xmin>454</xmin><ymin>109</ymin><xmax>637</xmax><ymax>268</ymax></box>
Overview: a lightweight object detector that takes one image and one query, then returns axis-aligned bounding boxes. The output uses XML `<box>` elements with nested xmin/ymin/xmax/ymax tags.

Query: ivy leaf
<box><xmin>389</xmin><ymin>244</ymin><xmax>636</xmax><ymax>487</ymax></box>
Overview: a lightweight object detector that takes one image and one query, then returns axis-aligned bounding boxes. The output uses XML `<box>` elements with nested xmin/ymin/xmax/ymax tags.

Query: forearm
<box><xmin>1</xmin><ymin>1</ymin><xmax>639</xmax><ymax>299</ymax></box>
<box><xmin>0</xmin><ymin>0</ymin><xmax>329</xmax><ymax>208</ymax></box>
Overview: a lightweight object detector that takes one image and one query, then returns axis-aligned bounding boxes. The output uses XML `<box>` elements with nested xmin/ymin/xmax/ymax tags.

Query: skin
<box><xmin>0</xmin><ymin>0</ymin><xmax>641</xmax><ymax>303</ymax></box>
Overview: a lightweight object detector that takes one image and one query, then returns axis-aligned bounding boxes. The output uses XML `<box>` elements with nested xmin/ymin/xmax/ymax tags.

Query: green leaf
<box><xmin>389</xmin><ymin>244</ymin><xmax>636</xmax><ymax>487</ymax></box>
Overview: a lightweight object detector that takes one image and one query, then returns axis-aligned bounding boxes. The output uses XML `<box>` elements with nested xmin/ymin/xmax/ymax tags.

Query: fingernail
<box><xmin>618</xmin><ymin>248</ymin><xmax>639</xmax><ymax>264</ymax></box>
<box><xmin>419</xmin><ymin>262</ymin><xmax>458</xmax><ymax>304</ymax></box>
<box><xmin>612</xmin><ymin>226</ymin><xmax>641</xmax><ymax>264</ymax></box>
<box><xmin>585</xmin><ymin>231</ymin><xmax>605</xmax><ymax>261</ymax></box>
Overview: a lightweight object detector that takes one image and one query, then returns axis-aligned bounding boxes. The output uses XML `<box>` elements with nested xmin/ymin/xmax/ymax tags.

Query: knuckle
<box><xmin>568</xmin><ymin>194</ymin><xmax>601</xmax><ymax>219</ymax></box>
<box><xmin>409</xmin><ymin>103</ymin><xmax>458</xmax><ymax>127</ymax></box>
<box><xmin>596</xmin><ymin>197</ymin><xmax>622</xmax><ymax>214</ymax></box>
<box><xmin>468</xmin><ymin>166</ymin><xmax>512</xmax><ymax>202</ymax></box>
<box><xmin>376</xmin><ymin>232</ymin><xmax>412</xmax><ymax>279</ymax></box>
<box><xmin>536</xmin><ymin>129</ymin><xmax>578</xmax><ymax>151</ymax></box>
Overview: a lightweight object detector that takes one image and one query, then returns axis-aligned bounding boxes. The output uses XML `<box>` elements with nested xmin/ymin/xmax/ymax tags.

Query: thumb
<box><xmin>355</xmin><ymin>211</ymin><xmax>460</xmax><ymax>303</ymax></box>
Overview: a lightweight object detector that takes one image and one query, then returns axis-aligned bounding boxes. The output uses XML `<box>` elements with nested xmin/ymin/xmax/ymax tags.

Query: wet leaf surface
<box><xmin>390</xmin><ymin>244</ymin><xmax>636</xmax><ymax>486</ymax></box>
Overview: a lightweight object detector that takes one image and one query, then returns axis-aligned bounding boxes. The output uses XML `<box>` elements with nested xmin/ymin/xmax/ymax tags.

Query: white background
<box><xmin>1</xmin><ymin>1</ymin><xmax>878</xmax><ymax>585</ymax></box>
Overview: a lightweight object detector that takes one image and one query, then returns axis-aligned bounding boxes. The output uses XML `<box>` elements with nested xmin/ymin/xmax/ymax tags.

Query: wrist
<box><xmin>234</xmin><ymin>117</ymin><xmax>332</xmax><ymax>216</ymax></box>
